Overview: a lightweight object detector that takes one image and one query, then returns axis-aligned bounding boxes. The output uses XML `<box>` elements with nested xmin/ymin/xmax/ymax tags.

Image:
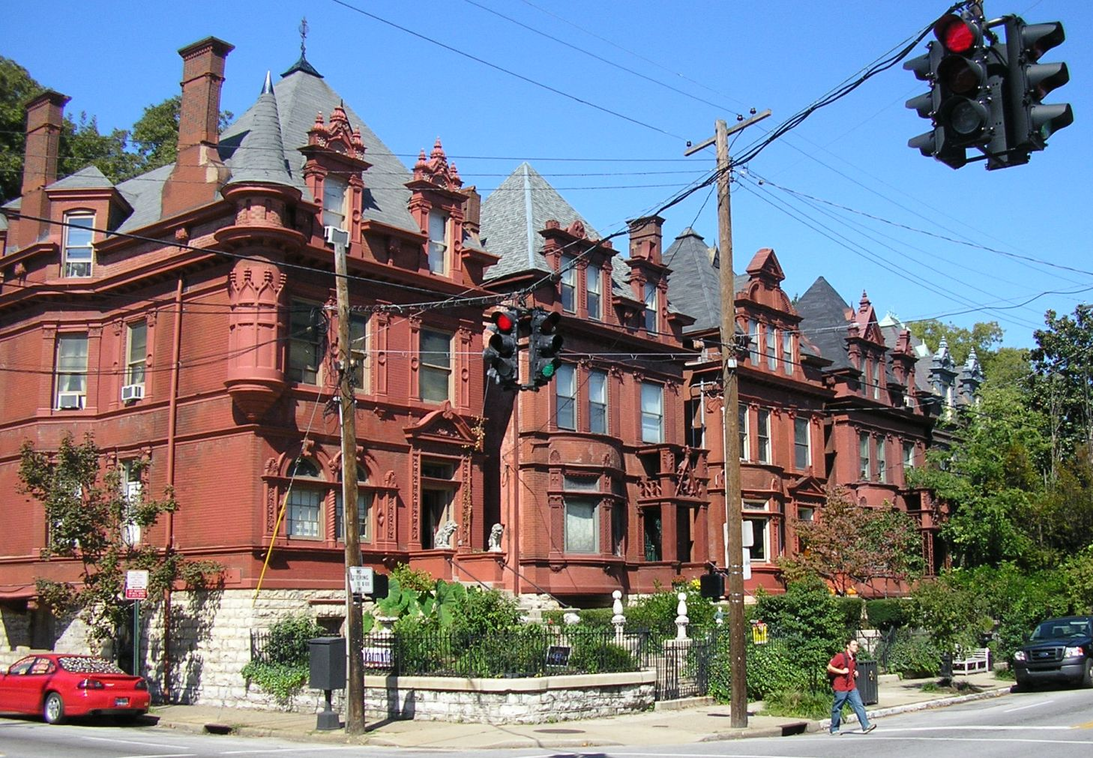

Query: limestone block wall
<box><xmin>362</xmin><ymin>671</ymin><xmax>656</xmax><ymax>724</ymax></box>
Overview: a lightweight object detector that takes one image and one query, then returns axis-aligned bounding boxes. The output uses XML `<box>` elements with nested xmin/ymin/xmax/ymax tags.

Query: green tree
<box><xmin>909</xmin><ymin>319</ymin><xmax>1004</xmax><ymax>374</ymax></box>
<box><xmin>1029</xmin><ymin>304</ymin><xmax>1093</xmax><ymax>463</ymax></box>
<box><xmin>779</xmin><ymin>488</ymin><xmax>924</xmax><ymax>594</ymax></box>
<box><xmin>18</xmin><ymin>433</ymin><xmax>219</xmax><ymax>650</ymax></box>
<box><xmin>0</xmin><ymin>56</ymin><xmax>42</xmax><ymax>202</ymax></box>
<box><xmin>59</xmin><ymin>111</ymin><xmax>139</xmax><ymax>183</ymax></box>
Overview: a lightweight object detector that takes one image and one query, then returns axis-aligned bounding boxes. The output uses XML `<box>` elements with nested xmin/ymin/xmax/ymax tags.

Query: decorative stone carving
<box><xmin>434</xmin><ymin>520</ymin><xmax>458</xmax><ymax>550</ymax></box>
<box><xmin>488</xmin><ymin>523</ymin><xmax>504</xmax><ymax>553</ymax></box>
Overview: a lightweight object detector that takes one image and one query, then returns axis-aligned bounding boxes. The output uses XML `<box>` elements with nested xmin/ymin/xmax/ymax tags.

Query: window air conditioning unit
<box><xmin>57</xmin><ymin>392</ymin><xmax>84</xmax><ymax>410</ymax></box>
<box><xmin>121</xmin><ymin>384</ymin><xmax>145</xmax><ymax>402</ymax></box>
<box><xmin>323</xmin><ymin>225</ymin><xmax>349</xmax><ymax>246</ymax></box>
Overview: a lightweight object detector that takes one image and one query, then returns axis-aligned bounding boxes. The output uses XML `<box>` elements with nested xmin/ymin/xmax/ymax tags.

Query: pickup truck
<box><xmin>1012</xmin><ymin>616</ymin><xmax>1093</xmax><ymax>689</ymax></box>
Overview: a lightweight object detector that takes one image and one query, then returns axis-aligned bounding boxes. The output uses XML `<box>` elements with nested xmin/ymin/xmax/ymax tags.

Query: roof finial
<box><xmin>299</xmin><ymin>16</ymin><xmax>309</xmax><ymax>59</ymax></box>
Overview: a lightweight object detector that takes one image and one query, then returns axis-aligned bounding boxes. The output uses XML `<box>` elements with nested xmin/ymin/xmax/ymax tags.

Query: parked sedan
<box><xmin>0</xmin><ymin>654</ymin><xmax>150</xmax><ymax>724</ymax></box>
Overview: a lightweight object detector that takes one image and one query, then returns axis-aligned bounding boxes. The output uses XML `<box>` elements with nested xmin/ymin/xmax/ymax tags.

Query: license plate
<box><xmin>115</xmin><ymin>697</ymin><xmax>129</xmax><ymax>706</ymax></box>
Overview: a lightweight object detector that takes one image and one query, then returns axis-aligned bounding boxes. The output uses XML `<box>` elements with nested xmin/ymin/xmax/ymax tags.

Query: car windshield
<box><xmin>1031</xmin><ymin>619</ymin><xmax>1091</xmax><ymax>640</ymax></box>
<box><xmin>58</xmin><ymin>656</ymin><xmax>126</xmax><ymax>674</ymax></box>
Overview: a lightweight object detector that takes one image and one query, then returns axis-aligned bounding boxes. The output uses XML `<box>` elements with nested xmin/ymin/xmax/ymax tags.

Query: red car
<box><xmin>0</xmin><ymin>654</ymin><xmax>150</xmax><ymax>724</ymax></box>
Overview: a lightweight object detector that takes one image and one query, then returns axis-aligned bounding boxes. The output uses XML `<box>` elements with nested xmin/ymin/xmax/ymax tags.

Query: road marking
<box><xmin>115</xmin><ymin>754</ymin><xmax>195</xmax><ymax>758</ymax></box>
<box><xmin>878</xmin><ymin>725</ymin><xmax>1073</xmax><ymax>731</ymax></box>
<box><xmin>80</xmin><ymin>734</ymin><xmax>187</xmax><ymax>747</ymax></box>
<box><xmin>862</xmin><ymin>736</ymin><xmax>1084</xmax><ymax>745</ymax></box>
<box><xmin>1076</xmin><ymin>720</ymin><xmax>1093</xmax><ymax>729</ymax></box>
<box><xmin>1004</xmin><ymin>699</ymin><xmax>1055</xmax><ymax>712</ymax></box>
<box><xmin>220</xmin><ymin>749</ymin><xmax>363</xmax><ymax>755</ymax></box>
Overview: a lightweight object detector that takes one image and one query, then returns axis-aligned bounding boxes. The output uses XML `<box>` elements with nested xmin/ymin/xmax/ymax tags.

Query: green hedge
<box><xmin>865</xmin><ymin>599</ymin><xmax>910</xmax><ymax>630</ymax></box>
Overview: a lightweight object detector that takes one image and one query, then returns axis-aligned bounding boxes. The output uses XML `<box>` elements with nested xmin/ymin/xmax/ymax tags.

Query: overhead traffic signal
<box><xmin>483</xmin><ymin>308</ymin><xmax>522</xmax><ymax>390</ymax></box>
<box><xmin>528</xmin><ymin>308</ymin><xmax>563</xmax><ymax>388</ymax></box>
<box><xmin>1001</xmin><ymin>16</ymin><xmax>1073</xmax><ymax>160</ymax></box>
<box><xmin>905</xmin><ymin>11</ymin><xmax>996</xmax><ymax>169</ymax></box>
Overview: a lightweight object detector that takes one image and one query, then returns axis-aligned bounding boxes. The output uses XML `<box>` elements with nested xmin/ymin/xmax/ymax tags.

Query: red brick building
<box><xmin>0</xmin><ymin>35</ymin><xmax>978</xmax><ymax>699</ymax></box>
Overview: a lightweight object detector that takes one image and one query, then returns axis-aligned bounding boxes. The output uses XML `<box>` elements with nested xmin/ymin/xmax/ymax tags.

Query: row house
<box><xmin>0</xmin><ymin>39</ymin><xmax>502</xmax><ymax>688</ymax></box>
<box><xmin>0</xmin><ymin>34</ymin><xmax>980</xmax><ymax>698</ymax></box>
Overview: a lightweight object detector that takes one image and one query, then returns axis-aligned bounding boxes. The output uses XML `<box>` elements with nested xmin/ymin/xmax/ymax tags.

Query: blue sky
<box><xmin>5</xmin><ymin>0</ymin><xmax>1090</xmax><ymax>350</ymax></box>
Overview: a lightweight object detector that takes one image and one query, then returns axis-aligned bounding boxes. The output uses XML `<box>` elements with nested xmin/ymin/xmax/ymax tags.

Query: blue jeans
<box><xmin>830</xmin><ymin>687</ymin><xmax>870</xmax><ymax>732</ymax></box>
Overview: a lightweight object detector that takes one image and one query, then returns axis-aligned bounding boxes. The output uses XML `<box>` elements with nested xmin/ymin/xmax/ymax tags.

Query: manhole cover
<box><xmin>534</xmin><ymin>728</ymin><xmax>585</xmax><ymax>734</ymax></box>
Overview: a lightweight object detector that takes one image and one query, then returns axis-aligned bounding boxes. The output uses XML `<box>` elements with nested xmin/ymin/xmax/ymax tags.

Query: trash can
<box><xmin>857</xmin><ymin>659</ymin><xmax>879</xmax><ymax>705</ymax></box>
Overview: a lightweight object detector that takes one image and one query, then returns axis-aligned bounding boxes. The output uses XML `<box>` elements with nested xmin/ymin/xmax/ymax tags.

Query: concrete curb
<box><xmin>819</xmin><ymin>685</ymin><xmax>1013</xmax><ymax>731</ymax></box>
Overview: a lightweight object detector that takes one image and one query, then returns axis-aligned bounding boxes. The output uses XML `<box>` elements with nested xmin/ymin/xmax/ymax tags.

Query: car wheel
<box><xmin>1081</xmin><ymin>659</ymin><xmax>1093</xmax><ymax>689</ymax></box>
<box><xmin>43</xmin><ymin>692</ymin><xmax>65</xmax><ymax>725</ymax></box>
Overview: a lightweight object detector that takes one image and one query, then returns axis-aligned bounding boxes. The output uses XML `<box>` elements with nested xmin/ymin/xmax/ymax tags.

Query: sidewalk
<box><xmin>149</xmin><ymin>671</ymin><xmax>1013</xmax><ymax>749</ymax></box>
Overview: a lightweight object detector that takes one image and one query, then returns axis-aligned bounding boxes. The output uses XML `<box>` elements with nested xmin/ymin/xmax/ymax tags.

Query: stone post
<box><xmin>675</xmin><ymin>592</ymin><xmax>689</xmax><ymax>641</ymax></box>
<box><xmin>611</xmin><ymin>590</ymin><xmax>626</xmax><ymax>644</ymax></box>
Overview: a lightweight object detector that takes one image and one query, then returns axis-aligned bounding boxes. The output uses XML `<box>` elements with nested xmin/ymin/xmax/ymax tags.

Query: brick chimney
<box><xmin>627</xmin><ymin>215</ymin><xmax>664</xmax><ymax>264</ymax></box>
<box><xmin>161</xmin><ymin>37</ymin><xmax>234</xmax><ymax>218</ymax></box>
<box><xmin>13</xmin><ymin>90</ymin><xmax>69</xmax><ymax>250</ymax></box>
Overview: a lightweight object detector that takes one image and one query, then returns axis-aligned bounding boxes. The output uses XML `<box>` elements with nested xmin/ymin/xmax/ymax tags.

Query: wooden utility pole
<box><xmin>330</xmin><ymin>228</ymin><xmax>365</xmax><ymax>734</ymax></box>
<box><xmin>686</xmin><ymin>110</ymin><xmax>770</xmax><ymax>729</ymax></box>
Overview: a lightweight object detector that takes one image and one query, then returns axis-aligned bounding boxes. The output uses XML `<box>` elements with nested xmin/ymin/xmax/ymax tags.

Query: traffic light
<box><xmin>1001</xmin><ymin>16</ymin><xmax>1073</xmax><ymax>160</ymax></box>
<box><xmin>905</xmin><ymin>12</ymin><xmax>995</xmax><ymax>168</ymax></box>
<box><xmin>483</xmin><ymin>308</ymin><xmax>521</xmax><ymax>390</ymax></box>
<box><xmin>699</xmin><ymin>570</ymin><xmax>725</xmax><ymax>600</ymax></box>
<box><xmin>528</xmin><ymin>308</ymin><xmax>563</xmax><ymax>388</ymax></box>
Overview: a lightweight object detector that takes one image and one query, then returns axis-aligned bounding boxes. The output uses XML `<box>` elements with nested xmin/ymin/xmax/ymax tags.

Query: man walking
<box><xmin>827</xmin><ymin>638</ymin><xmax>876</xmax><ymax>734</ymax></box>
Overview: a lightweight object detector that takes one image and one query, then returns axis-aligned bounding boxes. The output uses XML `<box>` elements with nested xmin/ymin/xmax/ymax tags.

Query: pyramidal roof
<box><xmin>663</xmin><ymin>227</ymin><xmax>747</xmax><ymax>334</ymax></box>
<box><xmin>219</xmin><ymin>62</ymin><xmax>418</xmax><ymax>235</ymax></box>
<box><xmin>480</xmin><ymin>162</ymin><xmax>600</xmax><ymax>281</ymax></box>
<box><xmin>796</xmin><ymin>276</ymin><xmax>854</xmax><ymax>370</ymax></box>
<box><xmin>221</xmin><ymin>72</ymin><xmax>292</xmax><ymax>188</ymax></box>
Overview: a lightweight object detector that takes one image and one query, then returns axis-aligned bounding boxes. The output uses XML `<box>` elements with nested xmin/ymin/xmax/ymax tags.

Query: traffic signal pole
<box><xmin>330</xmin><ymin>228</ymin><xmax>366</xmax><ymax>734</ymax></box>
<box><xmin>686</xmin><ymin>110</ymin><xmax>769</xmax><ymax>729</ymax></box>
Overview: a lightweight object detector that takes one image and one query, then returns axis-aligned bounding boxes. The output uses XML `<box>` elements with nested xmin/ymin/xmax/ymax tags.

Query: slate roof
<box><xmin>662</xmin><ymin>227</ymin><xmax>748</xmax><ymax>334</ymax></box>
<box><xmin>480</xmin><ymin>162</ymin><xmax>601</xmax><ymax>281</ymax></box>
<box><xmin>221</xmin><ymin>72</ymin><xmax>292</xmax><ymax>189</ymax></box>
<box><xmin>796</xmin><ymin>276</ymin><xmax>854</xmax><ymax>371</ymax></box>
<box><xmin>50</xmin><ymin>166</ymin><xmax>112</xmax><ymax>190</ymax></box>
<box><xmin>879</xmin><ymin>313</ymin><xmax>932</xmax><ymax>395</ymax></box>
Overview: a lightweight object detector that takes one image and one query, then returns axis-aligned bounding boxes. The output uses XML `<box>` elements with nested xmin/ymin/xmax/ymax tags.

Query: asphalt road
<box><xmin>0</xmin><ymin>686</ymin><xmax>1090</xmax><ymax>758</ymax></box>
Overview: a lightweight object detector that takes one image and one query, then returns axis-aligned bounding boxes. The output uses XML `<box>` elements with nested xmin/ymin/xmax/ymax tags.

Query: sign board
<box><xmin>349</xmin><ymin>566</ymin><xmax>374</xmax><ymax>596</ymax></box>
<box><xmin>545</xmin><ymin>645</ymin><xmax>571</xmax><ymax>667</ymax></box>
<box><xmin>125</xmin><ymin>569</ymin><xmax>149</xmax><ymax>600</ymax></box>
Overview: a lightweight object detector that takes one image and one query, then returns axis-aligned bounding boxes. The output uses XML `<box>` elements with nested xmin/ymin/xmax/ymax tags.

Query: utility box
<box><xmin>857</xmin><ymin>659</ymin><xmax>879</xmax><ymax>705</ymax></box>
<box><xmin>308</xmin><ymin>637</ymin><xmax>346</xmax><ymax>691</ymax></box>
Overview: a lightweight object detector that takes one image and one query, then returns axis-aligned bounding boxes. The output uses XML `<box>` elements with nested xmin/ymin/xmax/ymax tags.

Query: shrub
<box><xmin>835</xmin><ymin>596</ymin><xmax>864</xmax><ymax>634</ymax></box>
<box><xmin>880</xmin><ymin>630</ymin><xmax>942</xmax><ymax>678</ymax></box>
<box><xmin>569</xmin><ymin>634</ymin><xmax>635</xmax><ymax>674</ymax></box>
<box><xmin>242</xmin><ymin>614</ymin><xmax>324</xmax><ymax>705</ymax></box>
<box><xmin>542</xmin><ymin>607</ymin><xmax>615</xmax><ymax>628</ymax></box>
<box><xmin>763</xmin><ymin>688</ymin><xmax>832</xmax><ymax>719</ymax></box>
<box><xmin>625</xmin><ymin>585</ymin><xmax>716</xmax><ymax>640</ymax></box>
<box><xmin>866</xmin><ymin>599</ymin><xmax>910</xmax><ymax>630</ymax></box>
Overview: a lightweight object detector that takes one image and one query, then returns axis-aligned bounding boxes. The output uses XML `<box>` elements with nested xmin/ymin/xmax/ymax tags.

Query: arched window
<box><xmin>287</xmin><ymin>458</ymin><xmax>324</xmax><ymax>538</ymax></box>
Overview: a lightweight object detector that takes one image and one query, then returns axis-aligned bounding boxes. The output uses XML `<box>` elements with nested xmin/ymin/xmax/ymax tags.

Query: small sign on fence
<box><xmin>545</xmin><ymin>645</ymin><xmax>571</xmax><ymax>667</ymax></box>
<box><xmin>361</xmin><ymin>646</ymin><xmax>392</xmax><ymax>667</ymax></box>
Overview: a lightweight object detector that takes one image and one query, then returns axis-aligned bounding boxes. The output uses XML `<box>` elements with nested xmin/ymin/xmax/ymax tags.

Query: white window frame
<box><xmin>757</xmin><ymin>408</ymin><xmax>771</xmax><ymax>464</ymax></box>
<box><xmin>644</xmin><ymin>284</ymin><xmax>658</xmax><ymax>333</ymax></box>
<box><xmin>877</xmin><ymin>436</ymin><xmax>888</xmax><ymax>483</ymax></box>
<box><xmin>349</xmin><ymin>313</ymin><xmax>369</xmax><ymax>393</ymax></box>
<box><xmin>739</xmin><ymin>404</ymin><xmax>750</xmax><ymax>461</ymax></box>
<box><xmin>419</xmin><ymin>329</ymin><xmax>452</xmax><ymax>403</ymax></box>
<box><xmin>586</xmin><ymin>262</ymin><xmax>602</xmax><ymax>320</ymax></box>
<box><xmin>322</xmin><ymin>175</ymin><xmax>349</xmax><ymax>230</ymax></box>
<box><xmin>903</xmin><ymin>441</ymin><xmax>915</xmax><ymax>474</ymax></box>
<box><xmin>63</xmin><ymin>213</ymin><xmax>94</xmax><ymax>278</ymax></box>
<box><xmin>782</xmin><ymin>330</ymin><xmax>794</xmax><ymax>375</ymax></box>
<box><xmin>859</xmin><ymin>432</ymin><xmax>872</xmax><ymax>481</ymax></box>
<box><xmin>287</xmin><ymin>459</ymin><xmax>324</xmax><ymax>539</ymax></box>
<box><xmin>794</xmin><ymin>416</ymin><xmax>811</xmax><ymax>470</ymax></box>
<box><xmin>766</xmin><ymin>326</ymin><xmax>778</xmax><ymax>370</ymax></box>
<box><xmin>125</xmin><ymin>321</ymin><xmax>147</xmax><ymax>387</ymax></box>
<box><xmin>55</xmin><ymin>333</ymin><xmax>88</xmax><ymax>409</ymax></box>
<box><xmin>427</xmin><ymin>209</ymin><xmax>449</xmax><ymax>275</ymax></box>
<box><xmin>588</xmin><ymin>368</ymin><xmax>607</xmax><ymax>434</ymax></box>
<box><xmin>640</xmin><ymin>382</ymin><xmax>663</xmax><ymax>444</ymax></box>
<box><xmin>560</xmin><ymin>255</ymin><xmax>576</xmax><ymax>313</ymax></box>
<box><xmin>744</xmin><ymin>515</ymin><xmax>771</xmax><ymax>562</ymax></box>
<box><xmin>555</xmin><ymin>363</ymin><xmax>576</xmax><ymax>430</ymax></box>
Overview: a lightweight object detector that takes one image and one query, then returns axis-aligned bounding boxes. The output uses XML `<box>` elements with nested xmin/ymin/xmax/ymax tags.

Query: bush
<box><xmin>242</xmin><ymin>614</ymin><xmax>324</xmax><ymax>705</ymax></box>
<box><xmin>746</xmin><ymin>640</ymin><xmax>815</xmax><ymax>700</ymax></box>
<box><xmin>836</xmin><ymin>596</ymin><xmax>864</xmax><ymax>634</ymax></box>
<box><xmin>880</xmin><ymin>630</ymin><xmax>942</xmax><ymax>678</ymax></box>
<box><xmin>625</xmin><ymin>585</ymin><xmax>716</xmax><ymax>640</ymax></box>
<box><xmin>569</xmin><ymin>633</ymin><xmax>636</xmax><ymax>674</ymax></box>
<box><xmin>763</xmin><ymin>688</ymin><xmax>832</xmax><ymax>719</ymax></box>
<box><xmin>542</xmin><ymin>607</ymin><xmax>615</xmax><ymax>628</ymax></box>
<box><xmin>866</xmin><ymin>599</ymin><xmax>910</xmax><ymax>630</ymax></box>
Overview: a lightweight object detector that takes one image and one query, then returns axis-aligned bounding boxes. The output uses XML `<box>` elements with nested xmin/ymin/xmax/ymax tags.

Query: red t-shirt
<box><xmin>828</xmin><ymin>650</ymin><xmax>857</xmax><ymax>692</ymax></box>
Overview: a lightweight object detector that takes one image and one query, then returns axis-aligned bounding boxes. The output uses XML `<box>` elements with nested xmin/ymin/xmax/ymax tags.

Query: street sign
<box><xmin>348</xmin><ymin>566</ymin><xmax>373</xmax><ymax>596</ymax></box>
<box><xmin>125</xmin><ymin>569</ymin><xmax>149</xmax><ymax>600</ymax></box>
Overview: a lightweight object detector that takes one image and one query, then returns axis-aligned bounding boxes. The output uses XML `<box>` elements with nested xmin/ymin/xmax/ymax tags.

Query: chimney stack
<box><xmin>627</xmin><ymin>215</ymin><xmax>664</xmax><ymax>264</ymax></box>
<box><xmin>162</xmin><ymin>36</ymin><xmax>234</xmax><ymax>218</ymax></box>
<box><xmin>13</xmin><ymin>90</ymin><xmax>69</xmax><ymax>250</ymax></box>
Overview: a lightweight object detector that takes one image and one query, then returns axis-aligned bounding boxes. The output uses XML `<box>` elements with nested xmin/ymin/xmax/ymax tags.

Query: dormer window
<box><xmin>560</xmin><ymin>255</ymin><xmax>576</xmax><ymax>313</ymax></box>
<box><xmin>644</xmin><ymin>284</ymin><xmax>658</xmax><ymax>333</ymax></box>
<box><xmin>322</xmin><ymin>175</ymin><xmax>349</xmax><ymax>229</ymax></box>
<box><xmin>782</xmin><ymin>331</ymin><xmax>794</xmax><ymax>375</ymax></box>
<box><xmin>427</xmin><ymin>209</ymin><xmax>450</xmax><ymax>275</ymax></box>
<box><xmin>587</xmin><ymin>262</ymin><xmax>602</xmax><ymax>320</ymax></box>
<box><xmin>63</xmin><ymin>213</ymin><xmax>94</xmax><ymax>278</ymax></box>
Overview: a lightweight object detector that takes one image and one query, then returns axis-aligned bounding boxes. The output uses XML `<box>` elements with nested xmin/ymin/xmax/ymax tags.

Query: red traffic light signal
<box><xmin>483</xmin><ymin>308</ymin><xmax>523</xmax><ymax>390</ymax></box>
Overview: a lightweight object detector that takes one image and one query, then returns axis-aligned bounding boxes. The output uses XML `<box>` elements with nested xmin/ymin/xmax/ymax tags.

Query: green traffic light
<box><xmin>541</xmin><ymin>363</ymin><xmax>556</xmax><ymax>379</ymax></box>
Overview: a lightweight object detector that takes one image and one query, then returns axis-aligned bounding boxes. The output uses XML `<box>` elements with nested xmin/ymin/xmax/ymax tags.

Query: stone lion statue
<box><xmin>488</xmin><ymin>523</ymin><xmax>504</xmax><ymax>552</ymax></box>
<box><xmin>434</xmin><ymin>520</ymin><xmax>458</xmax><ymax>550</ymax></box>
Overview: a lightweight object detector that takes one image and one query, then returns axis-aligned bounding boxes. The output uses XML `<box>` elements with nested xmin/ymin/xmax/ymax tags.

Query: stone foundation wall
<box><xmin>363</xmin><ymin>671</ymin><xmax>656</xmax><ymax>724</ymax></box>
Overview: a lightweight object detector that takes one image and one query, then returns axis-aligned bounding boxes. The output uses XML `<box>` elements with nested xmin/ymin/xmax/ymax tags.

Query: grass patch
<box><xmin>759</xmin><ymin>689</ymin><xmax>831</xmax><ymax>720</ymax></box>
